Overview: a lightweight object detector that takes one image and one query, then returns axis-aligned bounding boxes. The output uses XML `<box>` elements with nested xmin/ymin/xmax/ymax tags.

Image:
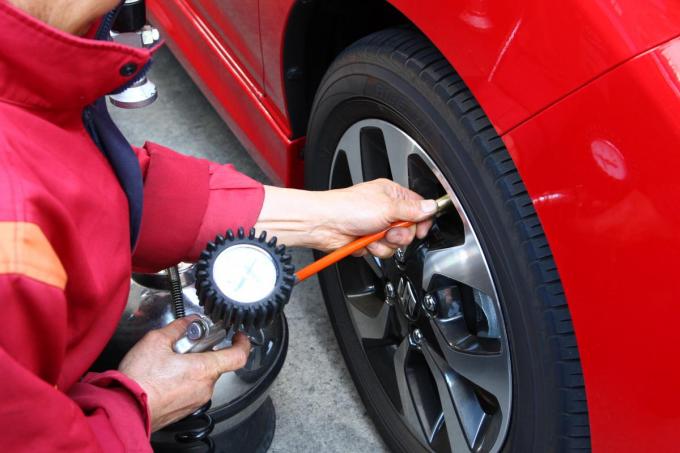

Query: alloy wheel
<box><xmin>329</xmin><ymin>119</ymin><xmax>512</xmax><ymax>453</ymax></box>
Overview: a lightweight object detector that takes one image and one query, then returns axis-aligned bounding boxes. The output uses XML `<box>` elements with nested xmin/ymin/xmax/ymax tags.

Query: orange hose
<box><xmin>294</xmin><ymin>220</ymin><xmax>414</xmax><ymax>283</ymax></box>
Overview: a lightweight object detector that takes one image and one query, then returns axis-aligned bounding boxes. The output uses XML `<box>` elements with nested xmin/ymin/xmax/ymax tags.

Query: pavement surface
<box><xmin>110</xmin><ymin>47</ymin><xmax>388</xmax><ymax>453</ymax></box>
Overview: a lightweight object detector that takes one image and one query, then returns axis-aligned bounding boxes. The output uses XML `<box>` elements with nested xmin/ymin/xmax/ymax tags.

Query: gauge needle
<box><xmin>234</xmin><ymin>257</ymin><xmax>258</xmax><ymax>293</ymax></box>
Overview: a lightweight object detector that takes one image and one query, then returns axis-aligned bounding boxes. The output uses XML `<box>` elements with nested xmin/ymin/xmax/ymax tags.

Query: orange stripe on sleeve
<box><xmin>0</xmin><ymin>222</ymin><xmax>67</xmax><ymax>290</ymax></box>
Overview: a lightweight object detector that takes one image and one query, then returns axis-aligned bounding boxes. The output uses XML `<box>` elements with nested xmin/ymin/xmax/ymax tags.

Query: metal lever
<box><xmin>173</xmin><ymin>316</ymin><xmax>227</xmax><ymax>354</ymax></box>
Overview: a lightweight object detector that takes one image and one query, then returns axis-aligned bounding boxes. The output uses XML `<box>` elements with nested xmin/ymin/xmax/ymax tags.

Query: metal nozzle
<box><xmin>435</xmin><ymin>194</ymin><xmax>453</xmax><ymax>214</ymax></box>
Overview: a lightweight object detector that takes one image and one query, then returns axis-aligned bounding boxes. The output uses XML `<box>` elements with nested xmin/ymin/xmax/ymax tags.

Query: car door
<box><xmin>186</xmin><ymin>0</ymin><xmax>264</xmax><ymax>90</ymax></box>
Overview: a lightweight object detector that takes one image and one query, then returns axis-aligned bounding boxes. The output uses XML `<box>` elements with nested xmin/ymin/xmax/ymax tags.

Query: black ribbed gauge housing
<box><xmin>196</xmin><ymin>227</ymin><xmax>295</xmax><ymax>331</ymax></box>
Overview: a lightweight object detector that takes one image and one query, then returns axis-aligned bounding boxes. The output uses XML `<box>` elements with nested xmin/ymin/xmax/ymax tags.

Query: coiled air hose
<box><xmin>158</xmin><ymin>265</ymin><xmax>215</xmax><ymax>453</ymax></box>
<box><xmin>166</xmin><ymin>265</ymin><xmax>186</xmax><ymax>319</ymax></box>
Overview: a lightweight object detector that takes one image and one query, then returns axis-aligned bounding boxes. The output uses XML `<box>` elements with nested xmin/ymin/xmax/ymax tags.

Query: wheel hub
<box><xmin>395</xmin><ymin>276</ymin><xmax>419</xmax><ymax>321</ymax></box>
<box><xmin>386</xmin><ymin>241</ymin><xmax>431</xmax><ymax>323</ymax></box>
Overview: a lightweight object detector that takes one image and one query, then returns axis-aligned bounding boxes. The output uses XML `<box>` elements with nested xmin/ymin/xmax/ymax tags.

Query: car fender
<box><xmin>503</xmin><ymin>36</ymin><xmax>680</xmax><ymax>452</ymax></box>
<box><xmin>385</xmin><ymin>0</ymin><xmax>680</xmax><ymax>134</ymax></box>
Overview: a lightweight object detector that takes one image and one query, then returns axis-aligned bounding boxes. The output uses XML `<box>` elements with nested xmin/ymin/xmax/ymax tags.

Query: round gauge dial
<box><xmin>212</xmin><ymin>244</ymin><xmax>278</xmax><ymax>303</ymax></box>
<box><xmin>196</xmin><ymin>227</ymin><xmax>295</xmax><ymax>331</ymax></box>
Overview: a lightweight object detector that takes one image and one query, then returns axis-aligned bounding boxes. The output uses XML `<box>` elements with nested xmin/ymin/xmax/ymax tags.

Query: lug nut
<box><xmin>423</xmin><ymin>294</ymin><xmax>437</xmax><ymax>313</ymax></box>
<box><xmin>385</xmin><ymin>282</ymin><xmax>396</xmax><ymax>305</ymax></box>
<box><xmin>411</xmin><ymin>329</ymin><xmax>424</xmax><ymax>344</ymax></box>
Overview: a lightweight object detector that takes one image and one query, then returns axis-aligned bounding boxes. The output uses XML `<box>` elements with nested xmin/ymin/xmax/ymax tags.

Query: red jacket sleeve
<box><xmin>132</xmin><ymin>142</ymin><xmax>265</xmax><ymax>272</ymax></box>
<box><xmin>0</xmin><ymin>275</ymin><xmax>151</xmax><ymax>452</ymax></box>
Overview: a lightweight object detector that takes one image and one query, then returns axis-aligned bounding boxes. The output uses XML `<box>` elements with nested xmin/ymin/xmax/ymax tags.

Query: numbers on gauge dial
<box><xmin>211</xmin><ymin>244</ymin><xmax>278</xmax><ymax>303</ymax></box>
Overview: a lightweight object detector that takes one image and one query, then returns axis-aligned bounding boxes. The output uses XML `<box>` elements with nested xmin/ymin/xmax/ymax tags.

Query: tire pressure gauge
<box><xmin>198</xmin><ymin>227</ymin><xmax>295</xmax><ymax>330</ymax></box>
<box><xmin>172</xmin><ymin>194</ymin><xmax>452</xmax><ymax>354</ymax></box>
<box><xmin>173</xmin><ymin>227</ymin><xmax>295</xmax><ymax>354</ymax></box>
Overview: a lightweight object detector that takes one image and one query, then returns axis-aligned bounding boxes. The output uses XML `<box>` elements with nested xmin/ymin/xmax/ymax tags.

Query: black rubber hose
<box><xmin>112</xmin><ymin>0</ymin><xmax>146</xmax><ymax>33</ymax></box>
<box><xmin>167</xmin><ymin>266</ymin><xmax>186</xmax><ymax>318</ymax></box>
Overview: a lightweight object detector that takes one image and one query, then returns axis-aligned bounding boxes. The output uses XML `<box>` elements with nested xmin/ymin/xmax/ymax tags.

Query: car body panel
<box><xmin>148</xmin><ymin>0</ymin><xmax>303</xmax><ymax>186</ymax></box>
<box><xmin>147</xmin><ymin>0</ymin><xmax>680</xmax><ymax>449</ymax></box>
<box><xmin>385</xmin><ymin>0</ymin><xmax>680</xmax><ymax>135</ymax></box>
<box><xmin>186</xmin><ymin>0</ymin><xmax>264</xmax><ymax>89</ymax></box>
<box><xmin>260</xmin><ymin>0</ymin><xmax>293</xmax><ymax>126</ymax></box>
<box><xmin>505</xmin><ymin>35</ymin><xmax>680</xmax><ymax>452</ymax></box>
<box><xmin>151</xmin><ymin>0</ymin><xmax>680</xmax><ymax>187</ymax></box>
<box><xmin>260</xmin><ymin>0</ymin><xmax>680</xmax><ymax>140</ymax></box>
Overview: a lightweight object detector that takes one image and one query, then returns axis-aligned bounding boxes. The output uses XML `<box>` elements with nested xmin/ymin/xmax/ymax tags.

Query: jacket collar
<box><xmin>0</xmin><ymin>1</ymin><xmax>151</xmax><ymax>111</ymax></box>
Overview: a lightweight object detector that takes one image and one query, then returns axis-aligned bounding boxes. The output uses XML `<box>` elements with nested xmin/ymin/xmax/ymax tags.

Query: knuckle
<box><xmin>237</xmin><ymin>350</ymin><xmax>249</xmax><ymax>368</ymax></box>
<box><xmin>370</xmin><ymin>245</ymin><xmax>393</xmax><ymax>259</ymax></box>
<box><xmin>210</xmin><ymin>354</ymin><xmax>226</xmax><ymax>375</ymax></box>
<box><xmin>201</xmin><ymin>357</ymin><xmax>220</xmax><ymax>380</ymax></box>
<box><xmin>230</xmin><ymin>349</ymin><xmax>248</xmax><ymax>369</ymax></box>
<box><xmin>144</xmin><ymin>330</ymin><xmax>163</xmax><ymax>343</ymax></box>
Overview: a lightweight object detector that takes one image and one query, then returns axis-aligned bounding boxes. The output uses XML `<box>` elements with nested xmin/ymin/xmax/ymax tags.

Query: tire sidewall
<box><xmin>306</xmin><ymin>61</ymin><xmax>562</xmax><ymax>452</ymax></box>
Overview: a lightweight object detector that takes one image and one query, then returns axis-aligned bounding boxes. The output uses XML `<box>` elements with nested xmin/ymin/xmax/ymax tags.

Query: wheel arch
<box><xmin>282</xmin><ymin>0</ymin><xmax>454</xmax><ymax>139</ymax></box>
<box><xmin>279</xmin><ymin>0</ymin><xmax>538</xmax><ymax>141</ymax></box>
<box><xmin>281</xmin><ymin>0</ymin><xmax>680</xmax><ymax>139</ymax></box>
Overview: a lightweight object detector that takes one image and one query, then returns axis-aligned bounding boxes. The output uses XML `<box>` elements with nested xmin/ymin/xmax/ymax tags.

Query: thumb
<box><xmin>203</xmin><ymin>332</ymin><xmax>251</xmax><ymax>374</ymax></box>
<box><xmin>390</xmin><ymin>198</ymin><xmax>437</xmax><ymax>222</ymax></box>
<box><xmin>157</xmin><ymin>315</ymin><xmax>200</xmax><ymax>341</ymax></box>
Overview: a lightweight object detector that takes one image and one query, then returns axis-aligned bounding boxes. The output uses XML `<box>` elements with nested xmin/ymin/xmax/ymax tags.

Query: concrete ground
<box><xmin>110</xmin><ymin>47</ymin><xmax>388</xmax><ymax>453</ymax></box>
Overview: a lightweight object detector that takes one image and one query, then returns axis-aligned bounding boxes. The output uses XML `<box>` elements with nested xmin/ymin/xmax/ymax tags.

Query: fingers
<box><xmin>389</xmin><ymin>198</ymin><xmax>437</xmax><ymax>223</ymax></box>
<box><xmin>369</xmin><ymin>224</ymin><xmax>417</xmax><ymax>258</ymax></box>
<box><xmin>385</xmin><ymin>225</ymin><xmax>416</xmax><ymax>246</ymax></box>
<box><xmin>396</xmin><ymin>184</ymin><xmax>435</xmax><ymax>238</ymax></box>
<box><xmin>155</xmin><ymin>316</ymin><xmax>200</xmax><ymax>342</ymax></box>
<box><xmin>386</xmin><ymin>222</ymin><xmax>432</xmax><ymax>242</ymax></box>
<box><xmin>416</xmin><ymin>219</ymin><xmax>433</xmax><ymax>239</ymax></box>
<box><xmin>351</xmin><ymin>248</ymin><xmax>368</xmax><ymax>257</ymax></box>
<box><xmin>376</xmin><ymin>178</ymin><xmax>435</xmax><ymax>222</ymax></box>
<box><xmin>366</xmin><ymin>240</ymin><xmax>397</xmax><ymax>259</ymax></box>
<box><xmin>203</xmin><ymin>332</ymin><xmax>251</xmax><ymax>375</ymax></box>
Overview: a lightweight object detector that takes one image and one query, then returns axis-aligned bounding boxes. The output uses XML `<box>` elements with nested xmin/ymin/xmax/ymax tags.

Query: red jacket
<box><xmin>0</xmin><ymin>3</ymin><xmax>264</xmax><ymax>451</ymax></box>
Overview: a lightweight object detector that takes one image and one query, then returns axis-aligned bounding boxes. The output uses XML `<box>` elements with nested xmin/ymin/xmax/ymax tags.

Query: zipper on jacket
<box><xmin>82</xmin><ymin>107</ymin><xmax>104</xmax><ymax>151</ymax></box>
<box><xmin>96</xmin><ymin>8</ymin><xmax>119</xmax><ymax>40</ymax></box>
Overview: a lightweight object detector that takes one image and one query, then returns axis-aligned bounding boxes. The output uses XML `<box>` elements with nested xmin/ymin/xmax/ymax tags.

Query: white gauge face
<box><xmin>212</xmin><ymin>244</ymin><xmax>278</xmax><ymax>304</ymax></box>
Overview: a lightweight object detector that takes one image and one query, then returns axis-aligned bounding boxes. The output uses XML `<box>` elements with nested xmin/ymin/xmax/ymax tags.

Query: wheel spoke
<box><xmin>393</xmin><ymin>337</ymin><xmax>429</xmax><ymax>443</ymax></box>
<box><xmin>422</xmin><ymin>234</ymin><xmax>494</xmax><ymax>297</ymax></box>
<box><xmin>393</xmin><ymin>309</ymin><xmax>410</xmax><ymax>339</ymax></box>
<box><xmin>431</xmin><ymin>319</ymin><xmax>511</xmax><ymax>412</ymax></box>
<box><xmin>420</xmin><ymin>338</ymin><xmax>484</xmax><ymax>452</ymax></box>
<box><xmin>363</xmin><ymin>254</ymin><xmax>384</xmax><ymax>279</ymax></box>
<box><xmin>382</xmin><ymin>124</ymin><xmax>417</xmax><ymax>188</ymax></box>
<box><xmin>336</xmin><ymin>125</ymin><xmax>364</xmax><ymax>184</ymax></box>
<box><xmin>346</xmin><ymin>291</ymin><xmax>392</xmax><ymax>340</ymax></box>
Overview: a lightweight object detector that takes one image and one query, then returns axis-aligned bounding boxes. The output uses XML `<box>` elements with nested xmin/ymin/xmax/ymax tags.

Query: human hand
<box><xmin>314</xmin><ymin>178</ymin><xmax>436</xmax><ymax>257</ymax></box>
<box><xmin>118</xmin><ymin>317</ymin><xmax>250</xmax><ymax>431</ymax></box>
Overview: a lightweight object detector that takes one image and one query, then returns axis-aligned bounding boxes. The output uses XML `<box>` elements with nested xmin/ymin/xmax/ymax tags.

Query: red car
<box><xmin>148</xmin><ymin>1</ymin><xmax>680</xmax><ymax>451</ymax></box>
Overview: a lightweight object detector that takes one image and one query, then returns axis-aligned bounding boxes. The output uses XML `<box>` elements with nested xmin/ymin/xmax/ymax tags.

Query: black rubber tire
<box><xmin>304</xmin><ymin>29</ymin><xmax>591</xmax><ymax>452</ymax></box>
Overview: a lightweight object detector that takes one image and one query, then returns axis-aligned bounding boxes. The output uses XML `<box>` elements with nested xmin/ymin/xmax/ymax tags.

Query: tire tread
<box><xmin>319</xmin><ymin>28</ymin><xmax>591</xmax><ymax>452</ymax></box>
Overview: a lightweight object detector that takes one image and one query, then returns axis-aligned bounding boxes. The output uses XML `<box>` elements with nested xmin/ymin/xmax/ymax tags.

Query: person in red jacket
<box><xmin>0</xmin><ymin>0</ymin><xmax>437</xmax><ymax>451</ymax></box>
